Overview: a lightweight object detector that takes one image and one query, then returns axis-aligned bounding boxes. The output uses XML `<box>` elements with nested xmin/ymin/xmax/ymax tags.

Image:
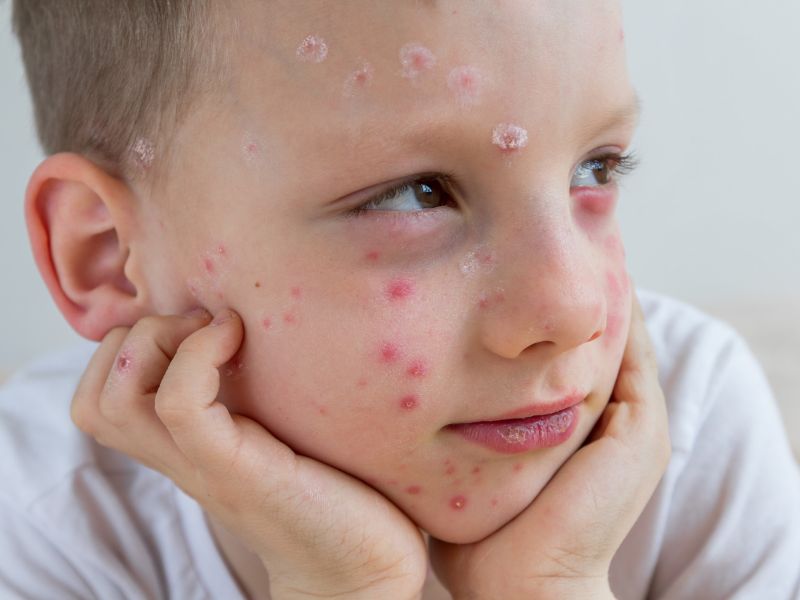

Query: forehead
<box><xmin>209</xmin><ymin>0</ymin><xmax>631</xmax><ymax>190</ymax></box>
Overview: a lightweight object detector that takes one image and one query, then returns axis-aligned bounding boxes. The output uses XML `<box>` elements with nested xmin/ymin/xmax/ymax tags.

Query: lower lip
<box><xmin>446</xmin><ymin>406</ymin><xmax>579</xmax><ymax>454</ymax></box>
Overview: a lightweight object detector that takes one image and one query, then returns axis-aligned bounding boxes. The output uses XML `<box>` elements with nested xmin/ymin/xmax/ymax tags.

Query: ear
<box><xmin>25</xmin><ymin>153</ymin><xmax>150</xmax><ymax>341</ymax></box>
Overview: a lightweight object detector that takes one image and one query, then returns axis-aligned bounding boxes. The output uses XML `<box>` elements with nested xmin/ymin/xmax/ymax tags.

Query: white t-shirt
<box><xmin>1</xmin><ymin>288</ymin><xmax>798</xmax><ymax>600</ymax></box>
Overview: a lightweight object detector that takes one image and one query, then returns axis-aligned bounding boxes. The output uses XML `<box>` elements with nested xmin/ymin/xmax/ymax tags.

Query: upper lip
<box><xmin>451</xmin><ymin>391</ymin><xmax>588</xmax><ymax>426</ymax></box>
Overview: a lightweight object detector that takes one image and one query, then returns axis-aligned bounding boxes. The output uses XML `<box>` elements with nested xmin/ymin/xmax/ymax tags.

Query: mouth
<box><xmin>444</xmin><ymin>392</ymin><xmax>586</xmax><ymax>454</ymax></box>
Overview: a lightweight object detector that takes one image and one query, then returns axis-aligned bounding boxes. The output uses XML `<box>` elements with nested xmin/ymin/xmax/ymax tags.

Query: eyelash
<box><xmin>350</xmin><ymin>151</ymin><xmax>640</xmax><ymax>216</ymax></box>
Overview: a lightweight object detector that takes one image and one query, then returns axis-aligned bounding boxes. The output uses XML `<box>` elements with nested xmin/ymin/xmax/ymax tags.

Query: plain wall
<box><xmin>1</xmin><ymin>1</ymin><xmax>799</xmax><ymax>373</ymax></box>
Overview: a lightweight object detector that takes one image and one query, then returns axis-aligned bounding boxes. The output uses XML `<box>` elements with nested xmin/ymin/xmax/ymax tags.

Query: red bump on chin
<box><xmin>450</xmin><ymin>495</ymin><xmax>467</xmax><ymax>511</ymax></box>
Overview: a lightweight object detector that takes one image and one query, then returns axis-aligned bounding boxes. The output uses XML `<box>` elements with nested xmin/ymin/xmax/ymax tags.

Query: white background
<box><xmin>1</xmin><ymin>0</ymin><xmax>798</xmax><ymax>420</ymax></box>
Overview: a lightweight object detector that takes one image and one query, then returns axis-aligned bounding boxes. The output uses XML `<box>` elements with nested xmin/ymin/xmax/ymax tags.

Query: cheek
<box><xmin>227</xmin><ymin>275</ymin><xmax>453</xmax><ymax>469</ymax></box>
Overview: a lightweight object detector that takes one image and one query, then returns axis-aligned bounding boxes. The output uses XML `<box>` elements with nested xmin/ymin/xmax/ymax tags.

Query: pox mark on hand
<box><xmin>116</xmin><ymin>349</ymin><xmax>133</xmax><ymax>374</ymax></box>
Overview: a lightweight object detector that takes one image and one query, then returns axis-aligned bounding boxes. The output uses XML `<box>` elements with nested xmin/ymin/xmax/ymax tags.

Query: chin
<box><xmin>408</xmin><ymin>483</ymin><xmax>546</xmax><ymax>544</ymax></box>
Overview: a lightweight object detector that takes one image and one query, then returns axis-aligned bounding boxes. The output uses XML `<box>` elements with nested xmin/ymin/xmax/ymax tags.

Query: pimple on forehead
<box><xmin>343</xmin><ymin>61</ymin><xmax>375</xmax><ymax>97</ymax></box>
<box><xmin>242</xmin><ymin>133</ymin><xmax>263</xmax><ymax>164</ymax></box>
<box><xmin>447</xmin><ymin>65</ymin><xmax>483</xmax><ymax>107</ymax></box>
<box><xmin>296</xmin><ymin>34</ymin><xmax>328</xmax><ymax>63</ymax></box>
<box><xmin>399</xmin><ymin>42</ymin><xmax>436</xmax><ymax>79</ymax></box>
<box><xmin>492</xmin><ymin>123</ymin><xmax>529</xmax><ymax>152</ymax></box>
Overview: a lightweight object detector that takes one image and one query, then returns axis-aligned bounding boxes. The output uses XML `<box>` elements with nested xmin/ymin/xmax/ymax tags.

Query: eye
<box><xmin>353</xmin><ymin>174</ymin><xmax>457</xmax><ymax>214</ymax></box>
<box><xmin>571</xmin><ymin>152</ymin><xmax>639</xmax><ymax>188</ymax></box>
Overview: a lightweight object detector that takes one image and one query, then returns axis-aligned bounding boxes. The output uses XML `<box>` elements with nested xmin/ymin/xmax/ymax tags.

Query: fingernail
<box><xmin>184</xmin><ymin>307</ymin><xmax>211</xmax><ymax>319</ymax></box>
<box><xmin>211</xmin><ymin>309</ymin><xmax>234</xmax><ymax>326</ymax></box>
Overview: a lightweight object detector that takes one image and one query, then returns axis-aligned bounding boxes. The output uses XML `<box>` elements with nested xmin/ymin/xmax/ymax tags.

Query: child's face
<box><xmin>137</xmin><ymin>0</ymin><xmax>636</xmax><ymax>543</ymax></box>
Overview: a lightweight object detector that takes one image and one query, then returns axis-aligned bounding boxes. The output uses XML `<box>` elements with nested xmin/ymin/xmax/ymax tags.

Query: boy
<box><xmin>2</xmin><ymin>1</ymin><xmax>799</xmax><ymax>598</ymax></box>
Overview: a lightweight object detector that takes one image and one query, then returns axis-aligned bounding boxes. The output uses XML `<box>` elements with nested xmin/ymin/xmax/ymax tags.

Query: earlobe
<box><xmin>25</xmin><ymin>153</ymin><xmax>148</xmax><ymax>341</ymax></box>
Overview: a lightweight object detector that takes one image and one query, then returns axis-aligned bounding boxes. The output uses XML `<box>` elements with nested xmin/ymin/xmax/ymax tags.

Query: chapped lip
<box><xmin>451</xmin><ymin>391</ymin><xmax>588</xmax><ymax>426</ymax></box>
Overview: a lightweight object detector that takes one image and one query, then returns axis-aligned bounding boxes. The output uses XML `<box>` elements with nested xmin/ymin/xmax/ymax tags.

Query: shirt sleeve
<box><xmin>649</xmin><ymin>333</ymin><xmax>800</xmax><ymax>600</ymax></box>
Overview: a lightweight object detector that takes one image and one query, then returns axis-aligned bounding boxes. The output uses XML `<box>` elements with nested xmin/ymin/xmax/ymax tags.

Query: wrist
<box><xmin>449</xmin><ymin>577</ymin><xmax>614</xmax><ymax>600</ymax></box>
<box><xmin>269</xmin><ymin>573</ymin><xmax>424</xmax><ymax>600</ymax></box>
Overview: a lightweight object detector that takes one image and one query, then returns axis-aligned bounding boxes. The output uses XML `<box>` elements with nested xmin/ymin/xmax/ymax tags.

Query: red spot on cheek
<box><xmin>471</xmin><ymin>466</ymin><xmax>481</xmax><ymax>475</ymax></box>
<box><xmin>283</xmin><ymin>312</ymin><xmax>298</xmax><ymax>325</ymax></box>
<box><xmin>356</xmin><ymin>378</ymin><xmax>368</xmax><ymax>388</ymax></box>
<box><xmin>380</xmin><ymin>342</ymin><xmax>400</xmax><ymax>363</ymax></box>
<box><xmin>445</xmin><ymin>464</ymin><xmax>456</xmax><ymax>475</ymax></box>
<box><xmin>491</xmin><ymin>497</ymin><xmax>499</xmax><ymax>507</ymax></box>
<box><xmin>513</xmin><ymin>463</ymin><xmax>523</xmax><ymax>473</ymax></box>
<box><xmin>203</xmin><ymin>257</ymin><xmax>215</xmax><ymax>274</ymax></box>
<box><xmin>262</xmin><ymin>317</ymin><xmax>272</xmax><ymax>331</ymax></box>
<box><xmin>406</xmin><ymin>485</ymin><xmax>422</xmax><ymax>495</ymax></box>
<box><xmin>385</xmin><ymin>278</ymin><xmax>414</xmax><ymax>301</ymax></box>
<box><xmin>365</xmin><ymin>250</ymin><xmax>381</xmax><ymax>262</ymax></box>
<box><xmin>216</xmin><ymin>244</ymin><xmax>227</xmax><ymax>257</ymax></box>
<box><xmin>399</xmin><ymin>395</ymin><xmax>419</xmax><ymax>411</ymax></box>
<box><xmin>450</xmin><ymin>495</ymin><xmax>467</xmax><ymax>510</ymax></box>
<box><xmin>406</xmin><ymin>359</ymin><xmax>429</xmax><ymax>378</ymax></box>
<box><xmin>291</xmin><ymin>286</ymin><xmax>302</xmax><ymax>299</ymax></box>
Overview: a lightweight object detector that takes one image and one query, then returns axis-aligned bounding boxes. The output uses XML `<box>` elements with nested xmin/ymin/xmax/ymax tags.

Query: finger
<box><xmin>71</xmin><ymin>327</ymin><xmax>130</xmax><ymax>436</ymax></box>
<box><xmin>99</xmin><ymin>310</ymin><xmax>213</xmax><ymax>427</ymax></box>
<box><xmin>614</xmin><ymin>287</ymin><xmax>660</xmax><ymax>403</ymax></box>
<box><xmin>155</xmin><ymin>309</ymin><xmax>250</xmax><ymax>471</ymax></box>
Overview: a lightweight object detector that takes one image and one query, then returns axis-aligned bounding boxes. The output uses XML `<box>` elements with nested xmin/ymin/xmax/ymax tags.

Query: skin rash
<box><xmin>129</xmin><ymin>0</ymin><xmax>638</xmax><ymax>545</ymax></box>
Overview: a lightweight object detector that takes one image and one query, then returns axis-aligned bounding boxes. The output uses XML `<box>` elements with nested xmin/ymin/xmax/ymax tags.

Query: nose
<box><xmin>478</xmin><ymin>212</ymin><xmax>607</xmax><ymax>360</ymax></box>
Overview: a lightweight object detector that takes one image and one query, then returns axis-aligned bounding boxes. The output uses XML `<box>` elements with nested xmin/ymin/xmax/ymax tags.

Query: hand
<box><xmin>429</xmin><ymin>291</ymin><xmax>671</xmax><ymax>600</ymax></box>
<box><xmin>70</xmin><ymin>308</ymin><xmax>427</xmax><ymax>600</ymax></box>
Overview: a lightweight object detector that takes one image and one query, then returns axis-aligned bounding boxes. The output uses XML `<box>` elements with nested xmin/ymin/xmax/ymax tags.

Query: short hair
<box><xmin>11</xmin><ymin>0</ymin><xmax>229</xmax><ymax>186</ymax></box>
